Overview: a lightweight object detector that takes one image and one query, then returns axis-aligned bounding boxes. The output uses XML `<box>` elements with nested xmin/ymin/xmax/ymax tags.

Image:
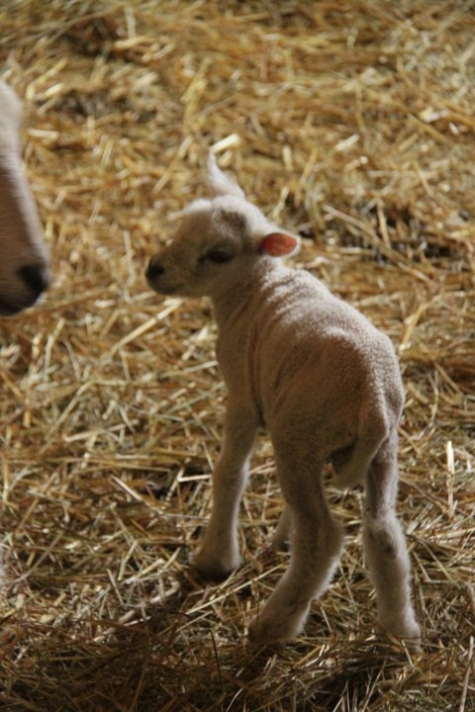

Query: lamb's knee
<box><xmin>364</xmin><ymin>514</ymin><xmax>407</xmax><ymax>560</ymax></box>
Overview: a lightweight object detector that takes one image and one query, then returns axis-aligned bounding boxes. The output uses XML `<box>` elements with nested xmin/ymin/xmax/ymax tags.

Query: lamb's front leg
<box><xmin>194</xmin><ymin>403</ymin><xmax>258</xmax><ymax>580</ymax></box>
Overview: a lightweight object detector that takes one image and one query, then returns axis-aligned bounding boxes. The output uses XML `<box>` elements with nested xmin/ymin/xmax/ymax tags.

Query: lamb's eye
<box><xmin>202</xmin><ymin>248</ymin><xmax>235</xmax><ymax>265</ymax></box>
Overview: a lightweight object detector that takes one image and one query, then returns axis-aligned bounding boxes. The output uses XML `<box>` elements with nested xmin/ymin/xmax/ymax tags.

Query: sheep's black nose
<box><xmin>17</xmin><ymin>263</ymin><xmax>50</xmax><ymax>298</ymax></box>
<box><xmin>146</xmin><ymin>261</ymin><xmax>165</xmax><ymax>281</ymax></box>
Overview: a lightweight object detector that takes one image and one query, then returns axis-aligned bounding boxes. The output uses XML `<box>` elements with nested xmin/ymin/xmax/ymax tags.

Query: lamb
<box><xmin>146</xmin><ymin>156</ymin><xmax>421</xmax><ymax>645</ymax></box>
<box><xmin>0</xmin><ymin>80</ymin><xmax>49</xmax><ymax>316</ymax></box>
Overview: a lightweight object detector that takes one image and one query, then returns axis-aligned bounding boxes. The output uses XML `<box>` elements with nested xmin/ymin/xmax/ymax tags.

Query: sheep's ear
<box><xmin>258</xmin><ymin>232</ymin><xmax>300</xmax><ymax>257</ymax></box>
<box><xmin>207</xmin><ymin>154</ymin><xmax>245</xmax><ymax>199</ymax></box>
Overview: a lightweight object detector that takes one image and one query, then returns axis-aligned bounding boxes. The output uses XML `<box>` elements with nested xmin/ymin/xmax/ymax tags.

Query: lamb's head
<box><xmin>146</xmin><ymin>158</ymin><xmax>299</xmax><ymax>299</ymax></box>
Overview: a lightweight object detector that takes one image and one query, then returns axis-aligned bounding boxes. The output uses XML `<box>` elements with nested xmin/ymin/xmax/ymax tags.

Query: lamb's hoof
<box><xmin>248</xmin><ymin>611</ymin><xmax>303</xmax><ymax>645</ymax></box>
<box><xmin>382</xmin><ymin>616</ymin><xmax>422</xmax><ymax>652</ymax></box>
<box><xmin>193</xmin><ymin>549</ymin><xmax>240</xmax><ymax>582</ymax></box>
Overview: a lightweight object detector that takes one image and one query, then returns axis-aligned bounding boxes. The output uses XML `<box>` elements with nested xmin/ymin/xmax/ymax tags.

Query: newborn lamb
<box><xmin>146</xmin><ymin>156</ymin><xmax>420</xmax><ymax>645</ymax></box>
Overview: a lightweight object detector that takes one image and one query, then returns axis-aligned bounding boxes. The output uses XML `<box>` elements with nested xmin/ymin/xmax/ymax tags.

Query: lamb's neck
<box><xmin>210</xmin><ymin>258</ymin><xmax>282</xmax><ymax>330</ymax></box>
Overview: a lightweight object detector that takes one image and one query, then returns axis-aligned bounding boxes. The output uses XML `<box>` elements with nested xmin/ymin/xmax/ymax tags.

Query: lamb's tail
<box><xmin>331</xmin><ymin>404</ymin><xmax>391</xmax><ymax>489</ymax></box>
<box><xmin>331</xmin><ymin>437</ymin><xmax>381</xmax><ymax>489</ymax></box>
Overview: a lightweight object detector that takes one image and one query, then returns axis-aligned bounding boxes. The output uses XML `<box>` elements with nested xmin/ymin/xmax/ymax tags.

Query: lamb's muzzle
<box><xmin>146</xmin><ymin>155</ymin><xmax>420</xmax><ymax>646</ymax></box>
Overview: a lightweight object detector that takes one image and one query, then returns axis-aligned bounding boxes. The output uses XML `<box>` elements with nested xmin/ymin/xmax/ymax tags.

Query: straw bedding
<box><xmin>0</xmin><ymin>1</ymin><xmax>474</xmax><ymax>709</ymax></box>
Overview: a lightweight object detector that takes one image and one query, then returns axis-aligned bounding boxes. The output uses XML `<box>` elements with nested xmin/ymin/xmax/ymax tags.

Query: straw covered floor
<box><xmin>1</xmin><ymin>1</ymin><xmax>474</xmax><ymax>709</ymax></box>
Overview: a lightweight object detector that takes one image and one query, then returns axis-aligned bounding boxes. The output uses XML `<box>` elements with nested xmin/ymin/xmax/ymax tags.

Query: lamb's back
<box><xmin>245</xmin><ymin>267</ymin><xmax>403</xmax><ymax>428</ymax></box>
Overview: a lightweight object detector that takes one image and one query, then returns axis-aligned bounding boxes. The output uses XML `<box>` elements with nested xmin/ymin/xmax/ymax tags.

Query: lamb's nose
<box><xmin>18</xmin><ymin>263</ymin><xmax>50</xmax><ymax>299</ymax></box>
<box><xmin>146</xmin><ymin>260</ymin><xmax>165</xmax><ymax>281</ymax></box>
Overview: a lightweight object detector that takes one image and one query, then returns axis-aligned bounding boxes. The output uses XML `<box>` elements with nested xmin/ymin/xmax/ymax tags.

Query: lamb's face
<box><xmin>146</xmin><ymin>197</ymin><xmax>264</xmax><ymax>298</ymax></box>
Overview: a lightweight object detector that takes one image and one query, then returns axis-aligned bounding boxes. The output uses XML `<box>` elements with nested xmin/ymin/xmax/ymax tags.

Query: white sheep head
<box><xmin>146</xmin><ymin>156</ymin><xmax>300</xmax><ymax>299</ymax></box>
<box><xmin>0</xmin><ymin>80</ymin><xmax>50</xmax><ymax>315</ymax></box>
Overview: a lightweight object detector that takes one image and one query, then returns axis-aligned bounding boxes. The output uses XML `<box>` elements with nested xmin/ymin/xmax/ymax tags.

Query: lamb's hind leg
<box><xmin>249</xmin><ymin>456</ymin><xmax>344</xmax><ymax>643</ymax></box>
<box><xmin>273</xmin><ymin>504</ymin><xmax>292</xmax><ymax>551</ymax></box>
<box><xmin>363</xmin><ymin>434</ymin><xmax>420</xmax><ymax>642</ymax></box>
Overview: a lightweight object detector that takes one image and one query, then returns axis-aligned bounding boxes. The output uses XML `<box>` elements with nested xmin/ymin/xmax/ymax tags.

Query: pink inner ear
<box><xmin>259</xmin><ymin>232</ymin><xmax>298</xmax><ymax>257</ymax></box>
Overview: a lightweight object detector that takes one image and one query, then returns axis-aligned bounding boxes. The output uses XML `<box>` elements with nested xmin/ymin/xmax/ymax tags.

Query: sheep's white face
<box><xmin>146</xmin><ymin>159</ymin><xmax>300</xmax><ymax>300</ymax></box>
<box><xmin>0</xmin><ymin>81</ymin><xmax>50</xmax><ymax>315</ymax></box>
<box><xmin>147</xmin><ymin>198</ymin><xmax>273</xmax><ymax>298</ymax></box>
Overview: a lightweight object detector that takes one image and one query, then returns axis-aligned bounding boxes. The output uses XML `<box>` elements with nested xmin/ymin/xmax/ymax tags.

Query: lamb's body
<box><xmin>146</xmin><ymin>157</ymin><xmax>420</xmax><ymax>644</ymax></box>
<box><xmin>216</xmin><ymin>260</ymin><xmax>401</xmax><ymax>456</ymax></box>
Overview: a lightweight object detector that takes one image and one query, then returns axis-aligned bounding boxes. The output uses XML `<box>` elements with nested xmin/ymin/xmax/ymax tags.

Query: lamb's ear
<box><xmin>207</xmin><ymin>154</ymin><xmax>245</xmax><ymax>199</ymax></box>
<box><xmin>258</xmin><ymin>232</ymin><xmax>300</xmax><ymax>257</ymax></box>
